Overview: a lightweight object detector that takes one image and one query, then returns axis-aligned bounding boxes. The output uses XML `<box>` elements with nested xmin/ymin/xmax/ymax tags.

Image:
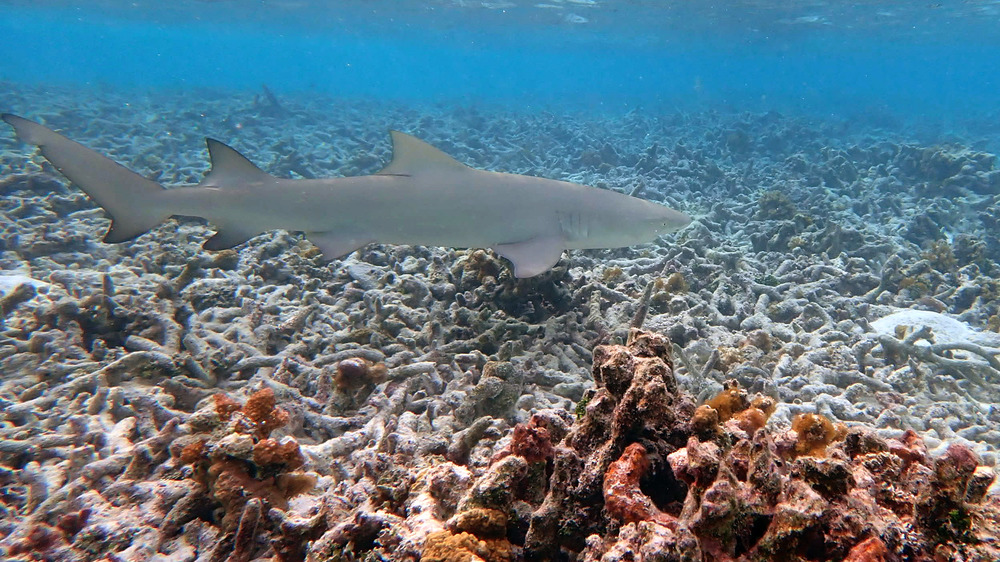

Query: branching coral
<box><xmin>875</xmin><ymin>319</ymin><xmax>1000</xmax><ymax>388</ymax></box>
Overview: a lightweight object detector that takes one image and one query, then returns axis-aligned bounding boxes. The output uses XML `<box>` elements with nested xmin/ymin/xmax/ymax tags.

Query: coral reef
<box><xmin>457</xmin><ymin>331</ymin><xmax>1000</xmax><ymax>561</ymax></box>
<box><xmin>3</xmin><ymin>86</ymin><xmax>1000</xmax><ymax>560</ymax></box>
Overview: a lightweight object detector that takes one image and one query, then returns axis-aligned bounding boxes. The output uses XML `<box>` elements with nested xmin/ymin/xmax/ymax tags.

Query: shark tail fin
<box><xmin>2</xmin><ymin>114</ymin><xmax>170</xmax><ymax>243</ymax></box>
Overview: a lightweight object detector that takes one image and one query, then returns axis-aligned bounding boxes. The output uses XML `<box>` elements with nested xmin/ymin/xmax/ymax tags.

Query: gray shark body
<box><xmin>3</xmin><ymin>114</ymin><xmax>691</xmax><ymax>277</ymax></box>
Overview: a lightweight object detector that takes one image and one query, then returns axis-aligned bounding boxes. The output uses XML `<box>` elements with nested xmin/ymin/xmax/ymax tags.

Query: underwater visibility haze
<box><xmin>2</xmin><ymin>1</ymin><xmax>1000</xmax><ymax>560</ymax></box>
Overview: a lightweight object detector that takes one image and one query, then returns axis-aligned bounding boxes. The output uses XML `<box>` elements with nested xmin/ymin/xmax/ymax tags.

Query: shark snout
<box><xmin>651</xmin><ymin>207</ymin><xmax>693</xmax><ymax>234</ymax></box>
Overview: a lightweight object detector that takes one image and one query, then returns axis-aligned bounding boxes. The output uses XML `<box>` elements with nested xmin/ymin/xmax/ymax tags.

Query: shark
<box><xmin>2</xmin><ymin>114</ymin><xmax>691</xmax><ymax>277</ymax></box>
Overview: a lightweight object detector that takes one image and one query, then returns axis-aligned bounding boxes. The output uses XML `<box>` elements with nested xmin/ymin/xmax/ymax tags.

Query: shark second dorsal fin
<box><xmin>200</xmin><ymin>139</ymin><xmax>273</xmax><ymax>187</ymax></box>
<box><xmin>377</xmin><ymin>131</ymin><xmax>469</xmax><ymax>176</ymax></box>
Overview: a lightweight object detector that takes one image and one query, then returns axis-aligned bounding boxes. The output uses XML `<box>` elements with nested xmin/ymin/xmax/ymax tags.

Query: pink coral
<box><xmin>491</xmin><ymin>414</ymin><xmax>554</xmax><ymax>465</ymax></box>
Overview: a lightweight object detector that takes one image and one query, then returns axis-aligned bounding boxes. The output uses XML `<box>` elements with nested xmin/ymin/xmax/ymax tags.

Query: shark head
<box><xmin>576</xmin><ymin>199</ymin><xmax>692</xmax><ymax>249</ymax></box>
<box><xmin>629</xmin><ymin>206</ymin><xmax>693</xmax><ymax>246</ymax></box>
<box><xmin>646</xmin><ymin>205</ymin><xmax>693</xmax><ymax>237</ymax></box>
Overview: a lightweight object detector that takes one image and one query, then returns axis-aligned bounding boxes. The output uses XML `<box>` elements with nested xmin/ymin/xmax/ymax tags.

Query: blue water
<box><xmin>2</xmin><ymin>0</ymin><xmax>999</xmax><ymax>126</ymax></box>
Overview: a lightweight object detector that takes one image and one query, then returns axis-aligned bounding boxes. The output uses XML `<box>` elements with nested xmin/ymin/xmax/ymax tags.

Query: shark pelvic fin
<box><xmin>492</xmin><ymin>235</ymin><xmax>565</xmax><ymax>278</ymax></box>
<box><xmin>377</xmin><ymin>131</ymin><xmax>469</xmax><ymax>176</ymax></box>
<box><xmin>200</xmin><ymin>139</ymin><xmax>273</xmax><ymax>187</ymax></box>
<box><xmin>203</xmin><ymin>226</ymin><xmax>257</xmax><ymax>250</ymax></box>
<box><xmin>306</xmin><ymin>232</ymin><xmax>373</xmax><ymax>260</ymax></box>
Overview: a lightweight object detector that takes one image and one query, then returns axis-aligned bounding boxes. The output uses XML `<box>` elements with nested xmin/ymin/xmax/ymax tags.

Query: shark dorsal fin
<box><xmin>200</xmin><ymin>138</ymin><xmax>272</xmax><ymax>186</ymax></box>
<box><xmin>377</xmin><ymin>131</ymin><xmax>469</xmax><ymax>176</ymax></box>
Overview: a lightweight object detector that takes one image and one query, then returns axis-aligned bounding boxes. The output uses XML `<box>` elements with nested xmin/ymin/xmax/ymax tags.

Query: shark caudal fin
<box><xmin>2</xmin><ymin>114</ymin><xmax>170</xmax><ymax>243</ymax></box>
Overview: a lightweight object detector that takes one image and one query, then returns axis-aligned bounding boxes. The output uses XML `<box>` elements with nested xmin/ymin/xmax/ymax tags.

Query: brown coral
<box><xmin>334</xmin><ymin>357</ymin><xmax>388</xmax><ymax>391</ymax></box>
<box><xmin>690</xmin><ymin>404</ymin><xmax>721</xmax><ymax>438</ymax></box>
<box><xmin>471</xmin><ymin>330</ymin><xmax>1000</xmax><ymax>561</ymax></box>
<box><xmin>491</xmin><ymin>414</ymin><xmax>554</xmax><ymax>465</ymax></box>
<box><xmin>791</xmin><ymin>412</ymin><xmax>846</xmax><ymax>458</ymax></box>
<box><xmin>449</xmin><ymin>507</ymin><xmax>508</xmax><ymax>539</ymax></box>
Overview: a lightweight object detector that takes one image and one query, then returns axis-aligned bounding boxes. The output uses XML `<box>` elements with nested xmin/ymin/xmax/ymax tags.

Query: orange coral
<box><xmin>732</xmin><ymin>407</ymin><xmax>769</xmax><ymax>435</ymax></box>
<box><xmin>213</xmin><ymin>393</ymin><xmax>241</xmax><ymax>421</ymax></box>
<box><xmin>241</xmin><ymin>387</ymin><xmax>290</xmax><ymax>439</ymax></box>
<box><xmin>696</xmin><ymin>381</ymin><xmax>774</xmax><ymax>437</ymax></box>
<box><xmin>706</xmin><ymin>380</ymin><xmax>750</xmax><ymax>421</ymax></box>
<box><xmin>253</xmin><ymin>438</ymin><xmax>305</xmax><ymax>470</ymax></box>
<box><xmin>183</xmin><ymin>388</ymin><xmax>311</xmax><ymax>535</ymax></box>
<box><xmin>791</xmin><ymin>413</ymin><xmax>847</xmax><ymax>458</ymax></box>
<box><xmin>421</xmin><ymin>530</ymin><xmax>513</xmax><ymax>562</ymax></box>
<box><xmin>604</xmin><ymin>443</ymin><xmax>677</xmax><ymax>528</ymax></box>
<box><xmin>843</xmin><ymin>536</ymin><xmax>889</xmax><ymax>562</ymax></box>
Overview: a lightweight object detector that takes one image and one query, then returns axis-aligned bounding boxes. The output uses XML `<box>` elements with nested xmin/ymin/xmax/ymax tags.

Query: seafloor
<box><xmin>1</xmin><ymin>83</ymin><xmax>999</xmax><ymax>560</ymax></box>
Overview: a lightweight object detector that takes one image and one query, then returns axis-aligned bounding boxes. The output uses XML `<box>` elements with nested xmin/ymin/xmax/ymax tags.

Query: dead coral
<box><xmin>456</xmin><ymin>361</ymin><xmax>525</xmax><ymax>424</ymax></box>
<box><xmin>1</xmin><ymin>283</ymin><xmax>36</xmax><ymax>318</ymax></box>
<box><xmin>756</xmin><ymin>189</ymin><xmax>796</xmax><ymax>220</ymax></box>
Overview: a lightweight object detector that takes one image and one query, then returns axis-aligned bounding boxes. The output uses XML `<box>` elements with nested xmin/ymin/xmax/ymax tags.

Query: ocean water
<box><xmin>2</xmin><ymin>1</ymin><xmax>1000</xmax><ymax>560</ymax></box>
<box><xmin>3</xmin><ymin>1</ymin><xmax>1000</xmax><ymax>122</ymax></box>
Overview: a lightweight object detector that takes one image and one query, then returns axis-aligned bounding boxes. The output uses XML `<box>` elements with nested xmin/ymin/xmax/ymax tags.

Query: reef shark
<box><xmin>2</xmin><ymin>114</ymin><xmax>691</xmax><ymax>277</ymax></box>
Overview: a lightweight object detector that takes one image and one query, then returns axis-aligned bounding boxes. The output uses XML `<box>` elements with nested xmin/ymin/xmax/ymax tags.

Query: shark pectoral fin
<box><xmin>492</xmin><ymin>236</ymin><xmax>565</xmax><ymax>278</ymax></box>
<box><xmin>203</xmin><ymin>228</ymin><xmax>257</xmax><ymax>251</ymax></box>
<box><xmin>306</xmin><ymin>232</ymin><xmax>373</xmax><ymax>260</ymax></box>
